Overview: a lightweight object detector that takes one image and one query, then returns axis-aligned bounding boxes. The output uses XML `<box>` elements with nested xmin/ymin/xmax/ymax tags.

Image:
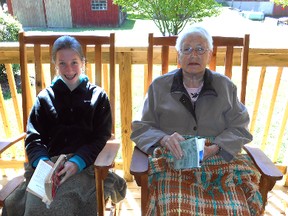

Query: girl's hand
<box><xmin>45</xmin><ymin>160</ymin><xmax>54</xmax><ymax>167</ymax></box>
<box><xmin>57</xmin><ymin>161</ymin><xmax>79</xmax><ymax>185</ymax></box>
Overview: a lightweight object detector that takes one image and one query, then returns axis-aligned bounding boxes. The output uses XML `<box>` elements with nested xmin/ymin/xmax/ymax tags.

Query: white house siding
<box><xmin>11</xmin><ymin>0</ymin><xmax>46</xmax><ymax>27</ymax></box>
<box><xmin>226</xmin><ymin>1</ymin><xmax>274</xmax><ymax>15</ymax></box>
<box><xmin>44</xmin><ymin>0</ymin><xmax>72</xmax><ymax>28</ymax></box>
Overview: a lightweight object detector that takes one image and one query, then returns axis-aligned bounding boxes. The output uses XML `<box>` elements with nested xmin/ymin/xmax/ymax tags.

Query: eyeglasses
<box><xmin>180</xmin><ymin>47</ymin><xmax>209</xmax><ymax>55</ymax></box>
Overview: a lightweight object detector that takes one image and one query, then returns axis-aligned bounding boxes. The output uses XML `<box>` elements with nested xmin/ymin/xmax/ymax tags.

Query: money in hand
<box><xmin>173</xmin><ymin>137</ymin><xmax>206</xmax><ymax>169</ymax></box>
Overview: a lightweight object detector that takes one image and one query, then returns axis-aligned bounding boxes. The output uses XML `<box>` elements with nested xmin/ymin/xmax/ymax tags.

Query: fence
<box><xmin>0</xmin><ymin>42</ymin><xmax>287</xmax><ymax>183</ymax></box>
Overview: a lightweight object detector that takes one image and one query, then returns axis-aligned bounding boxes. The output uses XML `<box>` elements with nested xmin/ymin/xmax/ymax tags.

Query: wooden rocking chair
<box><xmin>130</xmin><ymin>33</ymin><xmax>283</xmax><ymax>215</ymax></box>
<box><xmin>0</xmin><ymin>31</ymin><xmax>120</xmax><ymax>216</ymax></box>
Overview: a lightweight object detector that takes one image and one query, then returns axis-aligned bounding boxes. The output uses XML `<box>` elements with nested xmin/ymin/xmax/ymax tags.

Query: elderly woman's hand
<box><xmin>57</xmin><ymin>161</ymin><xmax>79</xmax><ymax>185</ymax></box>
<box><xmin>160</xmin><ymin>132</ymin><xmax>185</xmax><ymax>160</ymax></box>
<box><xmin>203</xmin><ymin>145</ymin><xmax>220</xmax><ymax>160</ymax></box>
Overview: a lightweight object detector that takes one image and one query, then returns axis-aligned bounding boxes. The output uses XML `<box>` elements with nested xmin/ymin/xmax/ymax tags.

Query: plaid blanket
<box><xmin>146</xmin><ymin>145</ymin><xmax>263</xmax><ymax>216</ymax></box>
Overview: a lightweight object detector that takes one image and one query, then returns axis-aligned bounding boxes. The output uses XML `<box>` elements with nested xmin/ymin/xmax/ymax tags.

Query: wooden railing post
<box><xmin>0</xmin><ymin>86</ymin><xmax>11</xmax><ymax>137</ymax></box>
<box><xmin>4</xmin><ymin>64</ymin><xmax>23</xmax><ymax>133</ymax></box>
<box><xmin>119</xmin><ymin>52</ymin><xmax>133</xmax><ymax>181</ymax></box>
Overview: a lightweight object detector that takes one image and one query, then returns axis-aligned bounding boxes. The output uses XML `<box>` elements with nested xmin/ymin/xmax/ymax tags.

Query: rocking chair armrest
<box><xmin>129</xmin><ymin>145</ymin><xmax>283</xmax><ymax>178</ymax></box>
<box><xmin>0</xmin><ymin>175</ymin><xmax>25</xmax><ymax>207</ymax></box>
<box><xmin>94</xmin><ymin>138</ymin><xmax>120</xmax><ymax>216</ymax></box>
<box><xmin>130</xmin><ymin>146</ymin><xmax>149</xmax><ymax>175</ymax></box>
<box><xmin>130</xmin><ymin>146</ymin><xmax>149</xmax><ymax>187</ymax></box>
<box><xmin>0</xmin><ymin>132</ymin><xmax>27</xmax><ymax>153</ymax></box>
<box><xmin>243</xmin><ymin>144</ymin><xmax>283</xmax><ymax>180</ymax></box>
<box><xmin>94</xmin><ymin>138</ymin><xmax>120</xmax><ymax>169</ymax></box>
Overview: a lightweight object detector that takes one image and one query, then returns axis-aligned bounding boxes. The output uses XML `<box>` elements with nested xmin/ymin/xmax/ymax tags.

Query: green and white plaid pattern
<box><xmin>146</xmin><ymin>139</ymin><xmax>262</xmax><ymax>216</ymax></box>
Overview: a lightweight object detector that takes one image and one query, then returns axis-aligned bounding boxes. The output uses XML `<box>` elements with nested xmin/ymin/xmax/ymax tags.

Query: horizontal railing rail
<box><xmin>1</xmin><ymin>43</ymin><xmax>288</xmax><ymax>66</ymax></box>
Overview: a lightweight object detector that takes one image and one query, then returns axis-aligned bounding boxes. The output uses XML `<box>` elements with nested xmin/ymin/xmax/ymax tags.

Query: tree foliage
<box><xmin>114</xmin><ymin>0</ymin><xmax>221</xmax><ymax>36</ymax></box>
<box><xmin>273</xmin><ymin>0</ymin><xmax>288</xmax><ymax>7</ymax></box>
<box><xmin>0</xmin><ymin>11</ymin><xmax>22</xmax><ymax>42</ymax></box>
<box><xmin>0</xmin><ymin>11</ymin><xmax>22</xmax><ymax>75</ymax></box>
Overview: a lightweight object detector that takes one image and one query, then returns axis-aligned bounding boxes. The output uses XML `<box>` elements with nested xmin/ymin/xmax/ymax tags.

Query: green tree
<box><xmin>0</xmin><ymin>11</ymin><xmax>22</xmax><ymax>77</ymax></box>
<box><xmin>273</xmin><ymin>0</ymin><xmax>288</xmax><ymax>7</ymax></box>
<box><xmin>0</xmin><ymin>11</ymin><xmax>22</xmax><ymax>42</ymax></box>
<box><xmin>114</xmin><ymin>0</ymin><xmax>221</xmax><ymax>36</ymax></box>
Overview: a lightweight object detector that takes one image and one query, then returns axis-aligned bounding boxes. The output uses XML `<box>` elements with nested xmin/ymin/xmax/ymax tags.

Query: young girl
<box><xmin>3</xmin><ymin>35</ymin><xmax>126</xmax><ymax>216</ymax></box>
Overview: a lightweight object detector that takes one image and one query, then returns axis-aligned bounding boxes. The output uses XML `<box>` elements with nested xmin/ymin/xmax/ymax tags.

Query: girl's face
<box><xmin>55</xmin><ymin>48</ymin><xmax>84</xmax><ymax>91</ymax></box>
<box><xmin>178</xmin><ymin>34</ymin><xmax>212</xmax><ymax>76</ymax></box>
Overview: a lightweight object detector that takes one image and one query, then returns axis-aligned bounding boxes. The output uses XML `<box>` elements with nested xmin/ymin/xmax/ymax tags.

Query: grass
<box><xmin>23</xmin><ymin>18</ymin><xmax>137</xmax><ymax>32</ymax></box>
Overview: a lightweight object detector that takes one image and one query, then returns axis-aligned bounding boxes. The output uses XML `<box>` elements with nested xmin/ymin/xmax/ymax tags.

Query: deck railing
<box><xmin>0</xmin><ymin>42</ymin><xmax>287</xmax><ymax>183</ymax></box>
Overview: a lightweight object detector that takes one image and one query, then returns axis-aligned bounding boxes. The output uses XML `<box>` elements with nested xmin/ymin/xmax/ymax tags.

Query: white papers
<box><xmin>26</xmin><ymin>160</ymin><xmax>52</xmax><ymax>199</ymax></box>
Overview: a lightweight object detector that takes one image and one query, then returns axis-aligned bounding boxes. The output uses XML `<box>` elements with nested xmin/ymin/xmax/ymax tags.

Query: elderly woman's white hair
<box><xmin>175</xmin><ymin>26</ymin><xmax>213</xmax><ymax>52</ymax></box>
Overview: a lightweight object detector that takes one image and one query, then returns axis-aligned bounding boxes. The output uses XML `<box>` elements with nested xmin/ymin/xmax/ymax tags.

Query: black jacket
<box><xmin>25</xmin><ymin>77</ymin><xmax>112</xmax><ymax>168</ymax></box>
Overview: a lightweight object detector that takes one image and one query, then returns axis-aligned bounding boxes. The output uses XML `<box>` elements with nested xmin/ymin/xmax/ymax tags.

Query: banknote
<box><xmin>174</xmin><ymin>137</ymin><xmax>205</xmax><ymax>170</ymax></box>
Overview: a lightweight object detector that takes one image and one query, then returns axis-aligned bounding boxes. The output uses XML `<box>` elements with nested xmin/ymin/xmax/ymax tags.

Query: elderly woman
<box><xmin>3</xmin><ymin>35</ymin><xmax>126</xmax><ymax>216</ymax></box>
<box><xmin>131</xmin><ymin>26</ymin><xmax>262</xmax><ymax>215</ymax></box>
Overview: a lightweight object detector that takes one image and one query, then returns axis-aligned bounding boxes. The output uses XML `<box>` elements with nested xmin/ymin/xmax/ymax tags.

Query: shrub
<box><xmin>0</xmin><ymin>11</ymin><xmax>22</xmax><ymax>76</ymax></box>
<box><xmin>0</xmin><ymin>11</ymin><xmax>22</xmax><ymax>41</ymax></box>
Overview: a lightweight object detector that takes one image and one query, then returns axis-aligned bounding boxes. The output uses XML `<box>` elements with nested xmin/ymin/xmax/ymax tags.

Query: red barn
<box><xmin>6</xmin><ymin>0</ymin><xmax>126</xmax><ymax>28</ymax></box>
<box><xmin>273</xmin><ymin>4</ymin><xmax>288</xmax><ymax>17</ymax></box>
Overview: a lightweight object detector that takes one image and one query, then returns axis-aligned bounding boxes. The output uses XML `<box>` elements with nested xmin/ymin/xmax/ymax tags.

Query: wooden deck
<box><xmin>0</xmin><ymin>169</ymin><xmax>287</xmax><ymax>216</ymax></box>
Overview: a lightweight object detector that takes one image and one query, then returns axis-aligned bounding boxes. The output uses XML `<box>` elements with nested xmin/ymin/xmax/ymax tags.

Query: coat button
<box><xmin>193</xmin><ymin>126</ymin><xmax>197</xmax><ymax>131</ymax></box>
